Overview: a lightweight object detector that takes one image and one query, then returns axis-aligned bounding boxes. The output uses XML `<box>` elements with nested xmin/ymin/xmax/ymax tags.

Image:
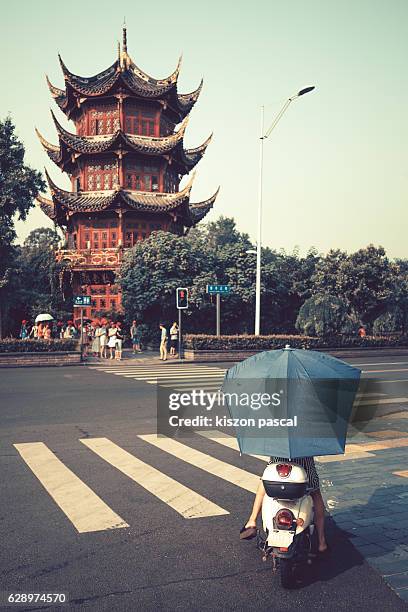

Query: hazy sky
<box><xmin>1</xmin><ymin>0</ymin><xmax>407</xmax><ymax>257</ymax></box>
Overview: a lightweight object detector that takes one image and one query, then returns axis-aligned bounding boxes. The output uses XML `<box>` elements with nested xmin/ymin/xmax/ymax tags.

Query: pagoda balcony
<box><xmin>56</xmin><ymin>247</ymin><xmax>124</xmax><ymax>269</ymax></box>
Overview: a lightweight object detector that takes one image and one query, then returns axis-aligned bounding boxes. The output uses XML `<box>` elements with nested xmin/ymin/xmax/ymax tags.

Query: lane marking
<box><xmin>93</xmin><ymin>368</ymin><xmax>225</xmax><ymax>373</ymax></box>
<box><xmin>198</xmin><ymin>431</ymin><xmax>377</xmax><ymax>462</ymax></box>
<box><xmin>362</xmin><ymin>368</ymin><xmax>408</xmax><ymax>374</ymax></box>
<box><xmin>124</xmin><ymin>374</ymin><xmax>225</xmax><ymax>380</ymax></box>
<box><xmin>316</xmin><ymin>451</ymin><xmax>375</xmax><ymax>463</ymax></box>
<box><xmin>393</xmin><ymin>470</ymin><xmax>408</xmax><ymax>478</ymax></box>
<box><xmin>366</xmin><ymin>430</ymin><xmax>408</xmax><ymax>439</ymax></box>
<box><xmin>80</xmin><ymin>438</ymin><xmax>228</xmax><ymax>519</ymax></box>
<box><xmin>354</xmin><ymin>362</ymin><xmax>408</xmax><ymax>367</ymax></box>
<box><xmin>14</xmin><ymin>442</ymin><xmax>128</xmax><ymax>533</ymax></box>
<box><xmin>89</xmin><ymin>367</ymin><xmax>225</xmax><ymax>372</ymax></box>
<box><xmin>356</xmin><ymin>397</ymin><xmax>408</xmax><ymax>406</ymax></box>
<box><xmin>374</xmin><ymin>380</ymin><xmax>408</xmax><ymax>384</ymax></box>
<box><xmin>196</xmin><ymin>430</ymin><xmax>269</xmax><ymax>461</ymax></box>
<box><xmin>355</xmin><ymin>392</ymin><xmax>386</xmax><ymax>397</ymax></box>
<box><xmin>138</xmin><ymin>434</ymin><xmax>260</xmax><ymax>493</ymax></box>
<box><xmin>159</xmin><ymin>384</ymin><xmax>223</xmax><ymax>389</ymax></box>
<box><xmin>359</xmin><ymin>438</ymin><xmax>408</xmax><ymax>451</ymax></box>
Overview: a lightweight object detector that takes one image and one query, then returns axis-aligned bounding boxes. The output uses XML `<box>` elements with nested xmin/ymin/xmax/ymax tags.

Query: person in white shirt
<box><xmin>107</xmin><ymin>323</ymin><xmax>117</xmax><ymax>360</ymax></box>
<box><xmin>169</xmin><ymin>322</ymin><xmax>179</xmax><ymax>356</ymax></box>
<box><xmin>159</xmin><ymin>323</ymin><xmax>168</xmax><ymax>361</ymax></box>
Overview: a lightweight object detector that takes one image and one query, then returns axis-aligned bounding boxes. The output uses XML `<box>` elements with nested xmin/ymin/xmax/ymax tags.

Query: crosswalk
<box><xmin>14</xmin><ymin>434</ymin><xmax>258</xmax><ymax>533</ymax></box>
<box><xmin>13</xmin><ymin>430</ymin><xmax>408</xmax><ymax>535</ymax></box>
<box><xmin>88</xmin><ymin>362</ymin><xmax>227</xmax><ymax>391</ymax></box>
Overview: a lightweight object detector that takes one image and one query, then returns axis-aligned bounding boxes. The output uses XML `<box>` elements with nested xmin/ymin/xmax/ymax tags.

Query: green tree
<box><xmin>0</xmin><ymin>116</ymin><xmax>45</xmax><ymax>336</ymax></box>
<box><xmin>296</xmin><ymin>294</ymin><xmax>358</xmax><ymax>337</ymax></box>
<box><xmin>119</xmin><ymin>231</ymin><xmax>215</xmax><ymax>337</ymax></box>
<box><xmin>311</xmin><ymin>246</ymin><xmax>396</xmax><ymax>326</ymax></box>
<box><xmin>9</xmin><ymin>228</ymin><xmax>71</xmax><ymax>330</ymax></box>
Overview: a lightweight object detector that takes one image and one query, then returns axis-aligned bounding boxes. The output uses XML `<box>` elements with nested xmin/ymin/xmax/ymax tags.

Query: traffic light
<box><xmin>176</xmin><ymin>287</ymin><xmax>189</xmax><ymax>309</ymax></box>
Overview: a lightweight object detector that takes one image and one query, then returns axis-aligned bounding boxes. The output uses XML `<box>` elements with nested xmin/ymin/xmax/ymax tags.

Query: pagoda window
<box><xmin>164</xmin><ymin>170</ymin><xmax>178</xmax><ymax>193</ymax></box>
<box><xmin>86</xmin><ymin>160</ymin><xmax>118</xmax><ymax>191</ymax></box>
<box><xmin>125</xmin><ymin>161</ymin><xmax>160</xmax><ymax>192</ymax></box>
<box><xmin>89</xmin><ymin>108</ymin><xmax>119</xmax><ymax>135</ymax></box>
<box><xmin>125</xmin><ymin>107</ymin><xmax>158</xmax><ymax>136</ymax></box>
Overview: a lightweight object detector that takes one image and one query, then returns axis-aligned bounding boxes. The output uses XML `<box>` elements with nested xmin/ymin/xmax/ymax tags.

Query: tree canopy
<box><xmin>0</xmin><ymin>116</ymin><xmax>45</xmax><ymax>336</ymax></box>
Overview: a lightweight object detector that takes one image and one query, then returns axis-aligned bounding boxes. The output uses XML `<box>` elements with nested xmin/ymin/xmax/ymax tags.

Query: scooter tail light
<box><xmin>276</xmin><ymin>463</ymin><xmax>292</xmax><ymax>478</ymax></box>
<box><xmin>275</xmin><ymin>509</ymin><xmax>294</xmax><ymax>529</ymax></box>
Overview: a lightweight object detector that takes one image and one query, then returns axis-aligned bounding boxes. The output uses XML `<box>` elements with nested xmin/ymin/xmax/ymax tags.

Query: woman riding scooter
<box><xmin>240</xmin><ymin>455</ymin><xmax>329</xmax><ymax>556</ymax></box>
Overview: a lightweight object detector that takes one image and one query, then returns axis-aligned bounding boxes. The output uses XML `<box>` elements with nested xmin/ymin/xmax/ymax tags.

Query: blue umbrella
<box><xmin>221</xmin><ymin>347</ymin><xmax>361</xmax><ymax>459</ymax></box>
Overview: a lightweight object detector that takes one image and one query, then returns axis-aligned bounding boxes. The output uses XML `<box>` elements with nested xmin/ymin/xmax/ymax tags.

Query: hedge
<box><xmin>183</xmin><ymin>334</ymin><xmax>408</xmax><ymax>351</ymax></box>
<box><xmin>0</xmin><ymin>339</ymin><xmax>80</xmax><ymax>353</ymax></box>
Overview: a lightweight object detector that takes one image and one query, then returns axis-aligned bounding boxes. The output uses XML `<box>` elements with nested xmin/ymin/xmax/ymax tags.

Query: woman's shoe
<box><xmin>240</xmin><ymin>525</ymin><xmax>257</xmax><ymax>540</ymax></box>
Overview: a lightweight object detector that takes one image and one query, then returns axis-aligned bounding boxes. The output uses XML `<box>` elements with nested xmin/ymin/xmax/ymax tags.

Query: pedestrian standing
<box><xmin>169</xmin><ymin>322</ymin><xmax>179</xmax><ymax>357</ymax></box>
<box><xmin>108</xmin><ymin>323</ymin><xmax>117</xmax><ymax>360</ymax></box>
<box><xmin>30</xmin><ymin>323</ymin><xmax>38</xmax><ymax>338</ymax></box>
<box><xmin>91</xmin><ymin>323</ymin><xmax>101</xmax><ymax>356</ymax></box>
<box><xmin>130</xmin><ymin>320</ymin><xmax>142</xmax><ymax>353</ymax></box>
<box><xmin>44</xmin><ymin>323</ymin><xmax>52</xmax><ymax>340</ymax></box>
<box><xmin>81</xmin><ymin>323</ymin><xmax>90</xmax><ymax>357</ymax></box>
<box><xmin>159</xmin><ymin>323</ymin><xmax>168</xmax><ymax>361</ymax></box>
<box><xmin>64</xmin><ymin>321</ymin><xmax>75</xmax><ymax>338</ymax></box>
<box><xmin>19</xmin><ymin>320</ymin><xmax>29</xmax><ymax>339</ymax></box>
<box><xmin>99</xmin><ymin>324</ymin><xmax>107</xmax><ymax>358</ymax></box>
<box><xmin>115</xmin><ymin>322</ymin><xmax>124</xmax><ymax>361</ymax></box>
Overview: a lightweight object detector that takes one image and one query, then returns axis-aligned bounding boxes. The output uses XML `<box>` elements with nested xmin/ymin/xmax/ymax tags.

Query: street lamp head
<box><xmin>297</xmin><ymin>86</ymin><xmax>315</xmax><ymax>97</ymax></box>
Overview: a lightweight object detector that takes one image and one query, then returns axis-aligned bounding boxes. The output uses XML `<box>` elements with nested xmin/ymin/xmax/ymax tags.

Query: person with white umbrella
<box><xmin>33</xmin><ymin>314</ymin><xmax>53</xmax><ymax>340</ymax></box>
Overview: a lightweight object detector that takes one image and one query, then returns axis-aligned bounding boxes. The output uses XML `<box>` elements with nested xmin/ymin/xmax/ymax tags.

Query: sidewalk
<box><xmin>320</xmin><ymin>411</ymin><xmax>408</xmax><ymax>602</ymax></box>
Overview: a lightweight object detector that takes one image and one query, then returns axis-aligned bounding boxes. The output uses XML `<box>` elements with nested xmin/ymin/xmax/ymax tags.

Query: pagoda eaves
<box><xmin>36</xmin><ymin>111</ymin><xmax>212</xmax><ymax>176</ymax></box>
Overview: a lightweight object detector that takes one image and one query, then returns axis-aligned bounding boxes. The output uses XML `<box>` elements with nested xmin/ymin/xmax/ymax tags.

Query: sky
<box><xmin>1</xmin><ymin>0</ymin><xmax>407</xmax><ymax>258</ymax></box>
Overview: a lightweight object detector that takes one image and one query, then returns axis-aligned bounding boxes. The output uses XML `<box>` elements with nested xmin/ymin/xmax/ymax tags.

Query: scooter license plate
<box><xmin>268</xmin><ymin>531</ymin><xmax>295</xmax><ymax>548</ymax></box>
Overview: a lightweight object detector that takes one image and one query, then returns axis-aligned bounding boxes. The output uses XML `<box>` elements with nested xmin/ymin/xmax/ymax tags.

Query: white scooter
<box><xmin>257</xmin><ymin>462</ymin><xmax>315</xmax><ymax>588</ymax></box>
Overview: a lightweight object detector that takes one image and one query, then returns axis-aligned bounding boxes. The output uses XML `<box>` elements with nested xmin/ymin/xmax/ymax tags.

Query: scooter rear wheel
<box><xmin>279</xmin><ymin>558</ymin><xmax>294</xmax><ymax>589</ymax></box>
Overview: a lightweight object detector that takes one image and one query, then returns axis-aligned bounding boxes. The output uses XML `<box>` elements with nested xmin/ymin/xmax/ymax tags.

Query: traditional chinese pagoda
<box><xmin>37</xmin><ymin>27</ymin><xmax>218</xmax><ymax>319</ymax></box>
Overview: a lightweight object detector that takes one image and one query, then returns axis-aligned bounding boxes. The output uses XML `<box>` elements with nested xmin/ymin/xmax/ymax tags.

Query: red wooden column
<box><xmin>117</xmin><ymin>209</ymin><xmax>124</xmax><ymax>247</ymax></box>
<box><xmin>118</xmin><ymin>150</ymin><xmax>124</xmax><ymax>187</ymax></box>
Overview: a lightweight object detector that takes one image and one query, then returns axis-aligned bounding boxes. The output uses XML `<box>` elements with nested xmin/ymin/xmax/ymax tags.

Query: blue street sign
<box><xmin>206</xmin><ymin>284</ymin><xmax>230</xmax><ymax>294</ymax></box>
<box><xmin>74</xmin><ymin>295</ymin><xmax>91</xmax><ymax>307</ymax></box>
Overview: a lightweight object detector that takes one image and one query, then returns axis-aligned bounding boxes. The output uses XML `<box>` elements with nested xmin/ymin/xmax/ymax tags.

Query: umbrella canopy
<box><xmin>222</xmin><ymin>347</ymin><xmax>361</xmax><ymax>459</ymax></box>
<box><xmin>35</xmin><ymin>313</ymin><xmax>54</xmax><ymax>323</ymax></box>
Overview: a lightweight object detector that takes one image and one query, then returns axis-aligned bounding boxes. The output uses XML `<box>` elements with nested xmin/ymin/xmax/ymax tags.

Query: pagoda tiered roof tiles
<box><xmin>36</xmin><ymin>112</ymin><xmax>212</xmax><ymax>174</ymax></box>
<box><xmin>38</xmin><ymin>170</ymin><xmax>218</xmax><ymax>227</ymax></box>
<box><xmin>47</xmin><ymin>50</ymin><xmax>202</xmax><ymax>121</ymax></box>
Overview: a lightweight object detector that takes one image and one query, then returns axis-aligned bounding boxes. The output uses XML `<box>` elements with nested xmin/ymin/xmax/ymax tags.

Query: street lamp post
<box><xmin>254</xmin><ymin>87</ymin><xmax>315</xmax><ymax>336</ymax></box>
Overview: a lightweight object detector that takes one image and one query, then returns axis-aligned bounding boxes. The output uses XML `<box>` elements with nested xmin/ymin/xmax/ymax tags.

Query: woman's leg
<box><xmin>245</xmin><ymin>480</ymin><xmax>265</xmax><ymax>527</ymax></box>
<box><xmin>310</xmin><ymin>489</ymin><xmax>328</xmax><ymax>552</ymax></box>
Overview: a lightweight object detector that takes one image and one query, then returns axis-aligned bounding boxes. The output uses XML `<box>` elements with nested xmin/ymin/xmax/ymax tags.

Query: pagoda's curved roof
<box><xmin>36</xmin><ymin>113</ymin><xmax>212</xmax><ymax>174</ymax></box>
<box><xmin>38</xmin><ymin>171</ymin><xmax>217</xmax><ymax>227</ymax></box>
<box><xmin>47</xmin><ymin>50</ymin><xmax>202</xmax><ymax>121</ymax></box>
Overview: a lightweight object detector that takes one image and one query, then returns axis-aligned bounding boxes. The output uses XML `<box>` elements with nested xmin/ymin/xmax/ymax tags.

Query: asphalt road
<box><xmin>1</xmin><ymin>354</ymin><xmax>407</xmax><ymax>612</ymax></box>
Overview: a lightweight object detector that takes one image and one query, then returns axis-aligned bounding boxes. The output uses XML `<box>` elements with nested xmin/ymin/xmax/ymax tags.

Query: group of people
<box><xmin>82</xmin><ymin>320</ymin><xmax>125</xmax><ymax>360</ymax></box>
<box><xmin>20</xmin><ymin>317</ymin><xmax>181</xmax><ymax>361</ymax></box>
<box><xmin>20</xmin><ymin>320</ymin><xmax>53</xmax><ymax>340</ymax></box>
